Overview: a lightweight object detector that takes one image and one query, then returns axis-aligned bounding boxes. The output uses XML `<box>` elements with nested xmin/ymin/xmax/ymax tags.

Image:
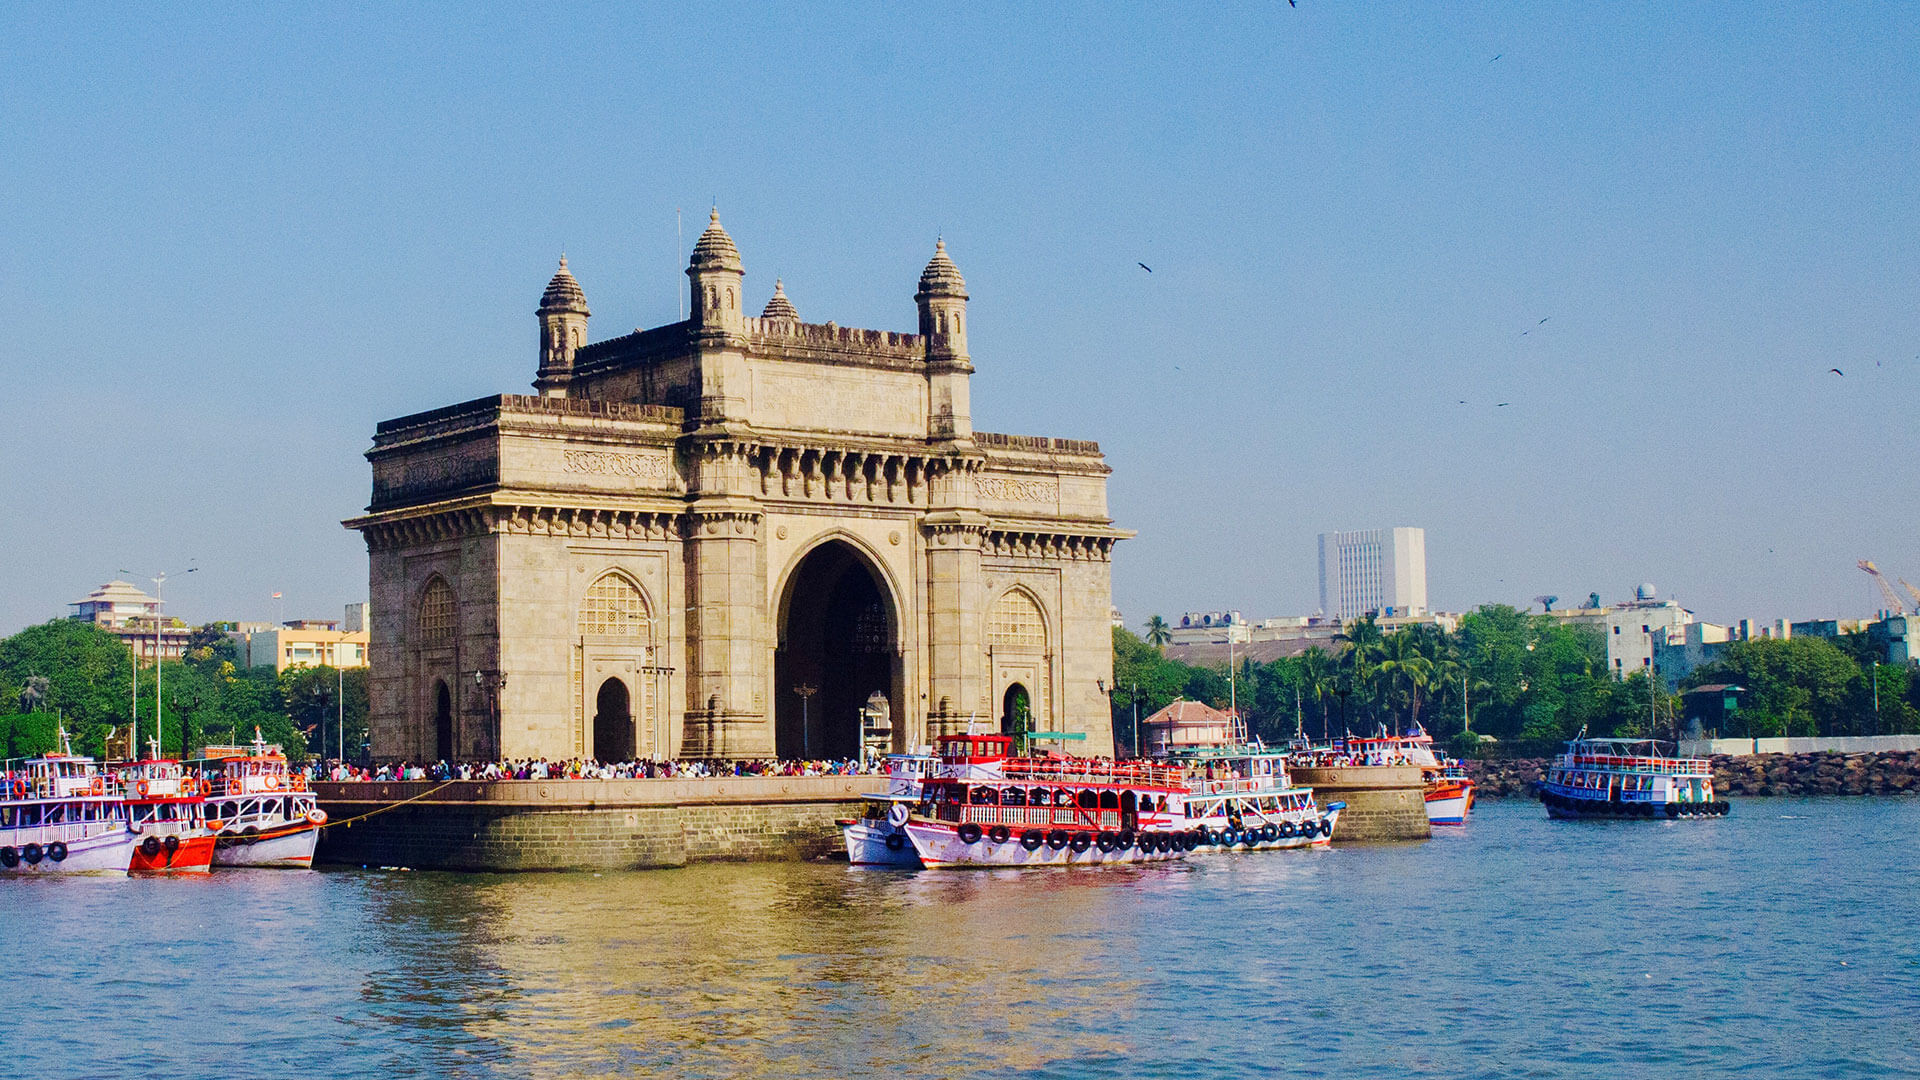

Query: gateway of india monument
<box><xmin>345</xmin><ymin>213</ymin><xmax>1129</xmax><ymax>765</ymax></box>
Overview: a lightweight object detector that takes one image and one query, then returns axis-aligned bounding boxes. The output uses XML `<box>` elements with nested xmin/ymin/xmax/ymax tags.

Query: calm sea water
<box><xmin>4</xmin><ymin>797</ymin><xmax>1917</xmax><ymax>1079</ymax></box>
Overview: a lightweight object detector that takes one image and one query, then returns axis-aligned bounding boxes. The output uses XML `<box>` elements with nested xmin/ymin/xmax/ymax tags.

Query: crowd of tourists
<box><xmin>306</xmin><ymin>756</ymin><xmax>884</xmax><ymax>783</ymax></box>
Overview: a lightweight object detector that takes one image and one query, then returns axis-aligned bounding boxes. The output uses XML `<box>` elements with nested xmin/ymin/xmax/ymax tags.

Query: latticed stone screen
<box><xmin>580</xmin><ymin>573</ymin><xmax>651</xmax><ymax>637</ymax></box>
<box><xmin>989</xmin><ymin>590</ymin><xmax>1046</xmax><ymax>649</ymax></box>
<box><xmin>418</xmin><ymin>577</ymin><xmax>455</xmax><ymax>645</ymax></box>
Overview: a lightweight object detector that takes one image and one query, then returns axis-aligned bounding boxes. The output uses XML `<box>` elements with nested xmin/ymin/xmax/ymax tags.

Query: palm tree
<box><xmin>1376</xmin><ymin>630</ymin><xmax>1434</xmax><ymax>731</ymax></box>
<box><xmin>1335</xmin><ymin>616</ymin><xmax>1385</xmax><ymax>724</ymax></box>
<box><xmin>1297</xmin><ymin>646</ymin><xmax>1336</xmax><ymax>741</ymax></box>
<box><xmin>1143</xmin><ymin>615</ymin><xmax>1172</xmax><ymax>651</ymax></box>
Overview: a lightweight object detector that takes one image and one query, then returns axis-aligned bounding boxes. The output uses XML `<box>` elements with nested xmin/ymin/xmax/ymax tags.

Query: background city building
<box><xmin>68</xmin><ymin>581</ymin><xmax>191</xmax><ymax>661</ymax></box>
<box><xmin>232</xmin><ymin>622</ymin><xmax>370</xmax><ymax>673</ymax></box>
<box><xmin>1318</xmin><ymin>527</ymin><xmax>1427</xmax><ymax>620</ymax></box>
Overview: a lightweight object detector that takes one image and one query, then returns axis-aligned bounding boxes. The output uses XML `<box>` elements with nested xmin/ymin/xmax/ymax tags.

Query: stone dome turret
<box><xmin>537</xmin><ymin>256</ymin><xmax>589</xmax><ymax>316</ymax></box>
<box><xmin>761</xmin><ymin>279</ymin><xmax>799</xmax><ymax>320</ymax></box>
<box><xmin>915</xmin><ymin>238</ymin><xmax>967</xmax><ymax>300</ymax></box>
<box><xmin>689</xmin><ymin>208</ymin><xmax>743</xmax><ymax>272</ymax></box>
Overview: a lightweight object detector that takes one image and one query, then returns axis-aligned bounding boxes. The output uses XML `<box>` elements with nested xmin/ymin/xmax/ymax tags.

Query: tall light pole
<box><xmin>1873</xmin><ymin>660</ymin><xmax>1881</xmax><ymax>734</ymax></box>
<box><xmin>337</xmin><ymin>662</ymin><xmax>346</xmax><ymax>767</ymax></box>
<box><xmin>794</xmin><ymin>683</ymin><xmax>818</xmax><ymax>759</ymax></box>
<box><xmin>125</xmin><ymin>567</ymin><xmax>195</xmax><ymax>760</ymax></box>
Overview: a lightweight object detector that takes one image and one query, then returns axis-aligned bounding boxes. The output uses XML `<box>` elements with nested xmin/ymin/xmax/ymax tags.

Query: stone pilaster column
<box><xmin>680</xmin><ymin>499</ymin><xmax>771</xmax><ymax>758</ymax></box>
<box><xmin>921</xmin><ymin>509</ymin><xmax>989</xmax><ymax>740</ymax></box>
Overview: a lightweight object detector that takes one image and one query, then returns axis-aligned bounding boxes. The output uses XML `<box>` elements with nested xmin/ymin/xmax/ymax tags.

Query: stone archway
<box><xmin>775</xmin><ymin>540</ymin><xmax>901</xmax><ymax>760</ymax></box>
<box><xmin>1001</xmin><ymin>682</ymin><xmax>1031</xmax><ymax>737</ymax></box>
<box><xmin>432</xmin><ymin>679</ymin><xmax>453</xmax><ymax>762</ymax></box>
<box><xmin>593</xmin><ymin>678</ymin><xmax>634</xmax><ymax>762</ymax></box>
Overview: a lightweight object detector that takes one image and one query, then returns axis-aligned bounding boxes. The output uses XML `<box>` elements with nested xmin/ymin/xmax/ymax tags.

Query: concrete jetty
<box><xmin>314</xmin><ymin>776</ymin><xmax>883</xmax><ymax>871</ymax></box>
<box><xmin>1290</xmin><ymin>765</ymin><xmax>1431</xmax><ymax>841</ymax></box>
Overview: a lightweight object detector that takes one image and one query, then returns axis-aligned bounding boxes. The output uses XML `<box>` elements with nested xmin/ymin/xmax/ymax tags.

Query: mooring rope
<box><xmin>319</xmin><ymin>781</ymin><xmax>458</xmax><ymax>830</ymax></box>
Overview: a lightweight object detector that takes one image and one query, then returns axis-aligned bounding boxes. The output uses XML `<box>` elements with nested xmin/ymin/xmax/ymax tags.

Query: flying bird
<box><xmin>1289</xmin><ymin>0</ymin><xmax>1296</xmax><ymax>7</ymax></box>
<box><xmin>1496</xmin><ymin>402</ymin><xmax>1510</xmax><ymax>407</ymax></box>
<box><xmin>1490</xmin><ymin>54</ymin><xmax>1502</xmax><ymax>62</ymax></box>
<box><xmin>1538</xmin><ymin>317</ymin><xmax>1550</xmax><ymax>324</ymax></box>
<box><xmin>1137</xmin><ymin>262</ymin><xmax>1153</xmax><ymax>273</ymax></box>
<box><xmin>1830</xmin><ymin>368</ymin><xmax>1844</xmax><ymax>376</ymax></box>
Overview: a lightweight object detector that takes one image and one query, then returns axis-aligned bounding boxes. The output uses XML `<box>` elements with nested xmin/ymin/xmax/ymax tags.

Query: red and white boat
<box><xmin>840</xmin><ymin>752</ymin><xmax>940</xmax><ymax>867</ymax></box>
<box><xmin>902</xmin><ymin>734</ymin><xmax>1197</xmax><ymax>868</ymax></box>
<box><xmin>0</xmin><ymin>739</ymin><xmax>138</xmax><ymax>875</ymax></box>
<box><xmin>1344</xmin><ymin>727</ymin><xmax>1476</xmax><ymax>826</ymax></box>
<box><xmin>1166</xmin><ymin>744</ymin><xmax>1343</xmax><ymax>850</ymax></box>
<box><xmin>205</xmin><ymin>734</ymin><xmax>326</xmax><ymax>869</ymax></box>
<box><xmin>121</xmin><ymin>759</ymin><xmax>216</xmax><ymax>875</ymax></box>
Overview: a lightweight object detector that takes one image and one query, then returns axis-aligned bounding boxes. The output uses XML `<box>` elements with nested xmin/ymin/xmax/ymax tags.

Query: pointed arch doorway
<box><xmin>432</xmin><ymin>680</ymin><xmax>454</xmax><ymax>762</ymax></box>
<box><xmin>775</xmin><ymin>540</ymin><xmax>902</xmax><ymax>760</ymax></box>
<box><xmin>594</xmin><ymin>678</ymin><xmax>634</xmax><ymax>762</ymax></box>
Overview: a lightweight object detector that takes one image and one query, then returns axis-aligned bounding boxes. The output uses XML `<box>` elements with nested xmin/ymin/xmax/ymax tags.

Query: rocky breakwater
<box><xmin>1467</xmin><ymin>752</ymin><xmax>1920</xmax><ymax>798</ymax></box>
<box><xmin>1710</xmin><ymin>751</ymin><xmax>1920</xmax><ymax>797</ymax></box>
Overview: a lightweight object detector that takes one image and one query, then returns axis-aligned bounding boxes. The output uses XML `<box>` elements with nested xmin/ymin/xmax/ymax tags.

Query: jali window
<box><xmin>989</xmin><ymin>590</ymin><xmax>1046</xmax><ymax>650</ymax></box>
<box><xmin>418</xmin><ymin>577</ymin><xmax>455</xmax><ymax>646</ymax></box>
<box><xmin>580</xmin><ymin>573</ymin><xmax>651</xmax><ymax>638</ymax></box>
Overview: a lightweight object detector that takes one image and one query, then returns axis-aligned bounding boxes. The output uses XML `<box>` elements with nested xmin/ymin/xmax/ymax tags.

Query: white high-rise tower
<box><xmin>1318</xmin><ymin>528</ymin><xmax>1427</xmax><ymax>620</ymax></box>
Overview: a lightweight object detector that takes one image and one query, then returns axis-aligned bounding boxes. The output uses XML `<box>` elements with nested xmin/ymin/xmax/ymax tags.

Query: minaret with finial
<box><xmin>917</xmin><ymin>238</ymin><xmax>973</xmax><ymax>440</ymax></box>
<box><xmin>687</xmin><ymin>208</ymin><xmax>745</xmax><ymax>335</ymax></box>
<box><xmin>535</xmin><ymin>256</ymin><xmax>590</xmax><ymax>398</ymax></box>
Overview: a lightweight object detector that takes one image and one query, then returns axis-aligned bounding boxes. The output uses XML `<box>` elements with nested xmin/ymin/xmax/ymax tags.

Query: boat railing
<box><xmin>1000</xmin><ymin>758</ymin><xmax>1184</xmax><ymax>786</ymax></box>
<box><xmin>936</xmin><ymin>803</ymin><xmax>1126</xmax><ymax>829</ymax></box>
<box><xmin>1186</xmin><ymin>777</ymin><xmax>1268</xmax><ymax>795</ymax></box>
<box><xmin>1570</xmin><ymin>754</ymin><xmax>1711</xmax><ymax>775</ymax></box>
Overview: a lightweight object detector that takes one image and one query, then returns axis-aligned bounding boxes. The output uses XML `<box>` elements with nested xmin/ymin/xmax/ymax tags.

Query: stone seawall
<box><xmin>1467</xmin><ymin>752</ymin><xmax>1920</xmax><ymax>799</ymax></box>
<box><xmin>1290</xmin><ymin>765</ymin><xmax>1431</xmax><ymax>841</ymax></box>
<box><xmin>314</xmin><ymin>776</ymin><xmax>885</xmax><ymax>871</ymax></box>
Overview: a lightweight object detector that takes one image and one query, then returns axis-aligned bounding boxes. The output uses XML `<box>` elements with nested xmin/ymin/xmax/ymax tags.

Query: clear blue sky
<box><xmin>2</xmin><ymin>4</ymin><xmax>1916</xmax><ymax>636</ymax></box>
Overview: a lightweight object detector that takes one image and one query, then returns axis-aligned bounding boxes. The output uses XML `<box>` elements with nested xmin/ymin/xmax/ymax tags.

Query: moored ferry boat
<box><xmin>121</xmin><ymin>759</ymin><xmax>216</xmax><ymax>874</ymax></box>
<box><xmin>0</xmin><ymin>740</ymin><xmax>137</xmax><ymax>875</ymax></box>
<box><xmin>903</xmin><ymin>734</ymin><xmax>1196</xmax><ymax>868</ymax></box>
<box><xmin>1539</xmin><ymin>736</ymin><xmax>1729</xmax><ymax>819</ymax></box>
<box><xmin>841</xmin><ymin>752</ymin><xmax>940</xmax><ymax>867</ymax></box>
<box><xmin>1168</xmin><ymin>744</ymin><xmax>1343</xmax><ymax>851</ymax></box>
<box><xmin>1340</xmin><ymin>727</ymin><xmax>1477</xmax><ymax>826</ymax></box>
<box><xmin>204</xmin><ymin>733</ymin><xmax>326</xmax><ymax>869</ymax></box>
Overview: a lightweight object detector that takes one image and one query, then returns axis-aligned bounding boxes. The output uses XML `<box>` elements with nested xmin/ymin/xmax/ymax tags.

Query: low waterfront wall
<box><xmin>1467</xmin><ymin>752</ymin><xmax>1920</xmax><ymax>799</ymax></box>
<box><xmin>313</xmin><ymin>776</ymin><xmax>885</xmax><ymax>871</ymax></box>
<box><xmin>1290</xmin><ymin>765</ymin><xmax>1431</xmax><ymax>841</ymax></box>
<box><xmin>1680</xmin><ymin>736</ymin><xmax>1920</xmax><ymax>757</ymax></box>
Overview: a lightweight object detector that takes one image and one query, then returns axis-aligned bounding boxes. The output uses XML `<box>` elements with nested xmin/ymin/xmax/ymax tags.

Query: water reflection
<box><xmin>8</xmin><ymin>800</ymin><xmax>1920</xmax><ymax>1079</ymax></box>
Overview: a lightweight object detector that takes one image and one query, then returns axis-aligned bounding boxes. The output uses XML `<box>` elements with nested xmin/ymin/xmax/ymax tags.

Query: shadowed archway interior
<box><xmin>594</xmin><ymin>678</ymin><xmax>633</xmax><ymax>762</ymax></box>
<box><xmin>776</xmin><ymin>541</ymin><xmax>899</xmax><ymax>759</ymax></box>
<box><xmin>432</xmin><ymin>680</ymin><xmax>453</xmax><ymax>762</ymax></box>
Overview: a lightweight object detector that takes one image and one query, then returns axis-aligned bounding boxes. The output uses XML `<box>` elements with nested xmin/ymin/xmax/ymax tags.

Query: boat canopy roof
<box><xmin>1570</xmin><ymin>737</ymin><xmax>1672</xmax><ymax>753</ymax></box>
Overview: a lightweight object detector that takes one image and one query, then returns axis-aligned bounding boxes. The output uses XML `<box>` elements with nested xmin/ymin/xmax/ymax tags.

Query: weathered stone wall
<box><xmin>1468</xmin><ymin>752</ymin><xmax>1920</xmax><ymax>798</ymax></box>
<box><xmin>314</xmin><ymin>776</ymin><xmax>882</xmax><ymax>871</ymax></box>
<box><xmin>1291</xmin><ymin>765</ymin><xmax>1431</xmax><ymax>841</ymax></box>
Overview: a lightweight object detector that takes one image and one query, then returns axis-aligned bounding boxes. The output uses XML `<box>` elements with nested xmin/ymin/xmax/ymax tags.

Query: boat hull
<box><xmin>841</xmin><ymin>820</ymin><xmax>921</xmax><ymax>867</ymax></box>
<box><xmin>1540</xmin><ymin>789</ymin><xmax>1730</xmax><ymax>820</ymax></box>
<box><xmin>905</xmin><ymin>820</ymin><xmax>1189</xmax><ymax>868</ymax></box>
<box><xmin>213</xmin><ymin>822</ymin><xmax>319</xmax><ymax>868</ymax></box>
<box><xmin>129</xmin><ymin>833</ymin><xmax>217</xmax><ymax>875</ymax></box>
<box><xmin>0</xmin><ymin>829</ymin><xmax>136</xmax><ymax>876</ymax></box>
<box><xmin>1425</xmin><ymin>782</ymin><xmax>1473</xmax><ymax>826</ymax></box>
<box><xmin>1188</xmin><ymin>807</ymin><xmax>1341</xmax><ymax>853</ymax></box>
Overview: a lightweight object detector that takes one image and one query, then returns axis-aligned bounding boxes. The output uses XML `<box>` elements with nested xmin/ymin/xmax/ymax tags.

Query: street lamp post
<box><xmin>794</xmin><ymin>683</ymin><xmax>819</xmax><ymax>759</ymax></box>
<box><xmin>125</xmin><ymin>567</ymin><xmax>196</xmax><ymax>760</ymax></box>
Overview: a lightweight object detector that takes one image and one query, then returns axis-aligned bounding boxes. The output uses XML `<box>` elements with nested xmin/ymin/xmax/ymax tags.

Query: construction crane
<box><xmin>1857</xmin><ymin>560</ymin><xmax>1915</xmax><ymax>615</ymax></box>
<box><xmin>1902</xmin><ymin>578</ymin><xmax>1920</xmax><ymax>614</ymax></box>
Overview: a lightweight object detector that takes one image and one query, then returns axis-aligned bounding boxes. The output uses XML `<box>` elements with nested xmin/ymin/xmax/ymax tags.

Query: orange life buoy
<box><xmin>136</xmin><ymin>780</ymin><xmax>150</xmax><ymax>798</ymax></box>
<box><xmin>265</xmin><ymin>775</ymin><xmax>282</xmax><ymax>791</ymax></box>
<box><xmin>91</xmin><ymin>777</ymin><xmax>105</xmax><ymax>796</ymax></box>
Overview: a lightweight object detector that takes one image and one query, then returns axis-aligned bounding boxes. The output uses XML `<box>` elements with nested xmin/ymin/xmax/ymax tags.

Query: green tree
<box><xmin>0</xmin><ymin>620</ymin><xmax>134</xmax><ymax>758</ymax></box>
<box><xmin>1142</xmin><ymin>615</ymin><xmax>1172</xmax><ymax>650</ymax></box>
<box><xmin>1688</xmin><ymin>637</ymin><xmax>1866</xmax><ymax>738</ymax></box>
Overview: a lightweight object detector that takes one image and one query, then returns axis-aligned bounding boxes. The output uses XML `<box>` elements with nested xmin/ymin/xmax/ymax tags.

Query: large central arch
<box><xmin>774</xmin><ymin>539</ymin><xmax>902</xmax><ymax>760</ymax></box>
